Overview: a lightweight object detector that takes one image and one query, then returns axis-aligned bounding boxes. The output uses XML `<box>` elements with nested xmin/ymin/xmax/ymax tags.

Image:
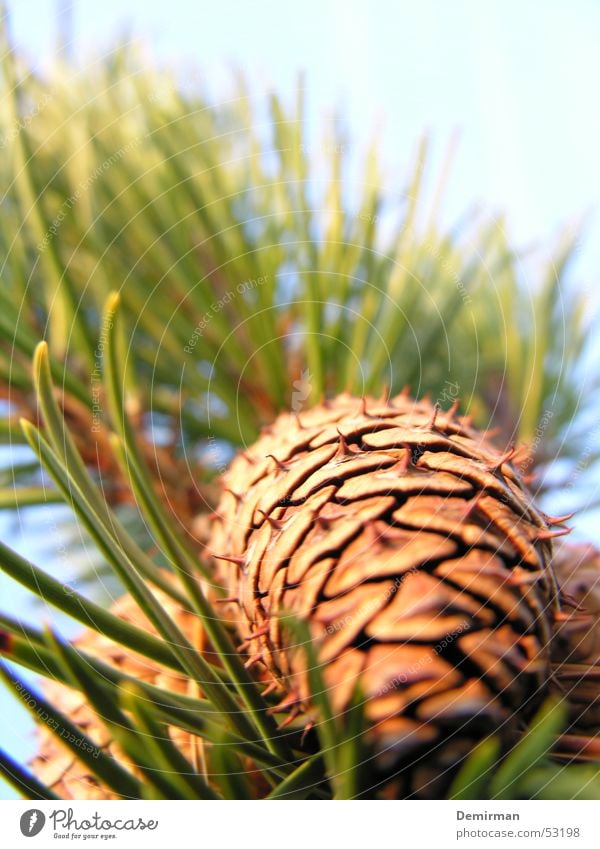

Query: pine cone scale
<box><xmin>210</xmin><ymin>393</ymin><xmax>558</xmax><ymax>793</ymax></box>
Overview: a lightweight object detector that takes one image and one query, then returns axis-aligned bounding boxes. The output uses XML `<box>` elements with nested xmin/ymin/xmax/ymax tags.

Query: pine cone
<box><xmin>210</xmin><ymin>392</ymin><xmax>559</xmax><ymax>796</ymax></box>
<box><xmin>551</xmin><ymin>542</ymin><xmax>600</xmax><ymax>761</ymax></box>
<box><xmin>30</xmin><ymin>584</ymin><xmax>202</xmax><ymax>800</ymax></box>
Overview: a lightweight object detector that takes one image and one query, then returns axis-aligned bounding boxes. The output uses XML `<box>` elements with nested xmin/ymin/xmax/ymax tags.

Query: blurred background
<box><xmin>6</xmin><ymin>0</ymin><xmax>600</xmax><ymax>281</ymax></box>
<box><xmin>1</xmin><ymin>0</ymin><xmax>599</xmax><ymax>797</ymax></box>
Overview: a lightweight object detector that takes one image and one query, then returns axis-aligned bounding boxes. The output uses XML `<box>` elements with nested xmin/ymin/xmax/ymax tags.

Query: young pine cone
<box><xmin>550</xmin><ymin>542</ymin><xmax>600</xmax><ymax>762</ymax></box>
<box><xmin>210</xmin><ymin>392</ymin><xmax>563</xmax><ymax>795</ymax></box>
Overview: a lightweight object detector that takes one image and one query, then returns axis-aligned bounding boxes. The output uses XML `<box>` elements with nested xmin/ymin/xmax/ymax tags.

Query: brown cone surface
<box><xmin>30</xmin><ymin>394</ymin><xmax>579</xmax><ymax>799</ymax></box>
<box><xmin>30</xmin><ymin>584</ymin><xmax>201</xmax><ymax>800</ymax></box>
<box><xmin>210</xmin><ymin>392</ymin><xmax>558</xmax><ymax>793</ymax></box>
<box><xmin>551</xmin><ymin>542</ymin><xmax>600</xmax><ymax>761</ymax></box>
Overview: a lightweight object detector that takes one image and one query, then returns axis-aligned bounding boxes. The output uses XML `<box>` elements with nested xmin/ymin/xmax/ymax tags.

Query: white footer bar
<box><xmin>2</xmin><ymin>799</ymin><xmax>599</xmax><ymax>849</ymax></box>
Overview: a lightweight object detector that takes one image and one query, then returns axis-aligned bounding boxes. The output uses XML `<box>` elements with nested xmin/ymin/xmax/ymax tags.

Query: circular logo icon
<box><xmin>20</xmin><ymin>810</ymin><xmax>46</xmax><ymax>837</ymax></box>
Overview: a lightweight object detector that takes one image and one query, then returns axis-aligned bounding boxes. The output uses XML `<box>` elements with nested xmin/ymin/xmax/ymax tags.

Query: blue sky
<box><xmin>1</xmin><ymin>0</ymin><xmax>599</xmax><ymax>798</ymax></box>
<box><xmin>5</xmin><ymin>0</ymin><xmax>600</xmax><ymax>282</ymax></box>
